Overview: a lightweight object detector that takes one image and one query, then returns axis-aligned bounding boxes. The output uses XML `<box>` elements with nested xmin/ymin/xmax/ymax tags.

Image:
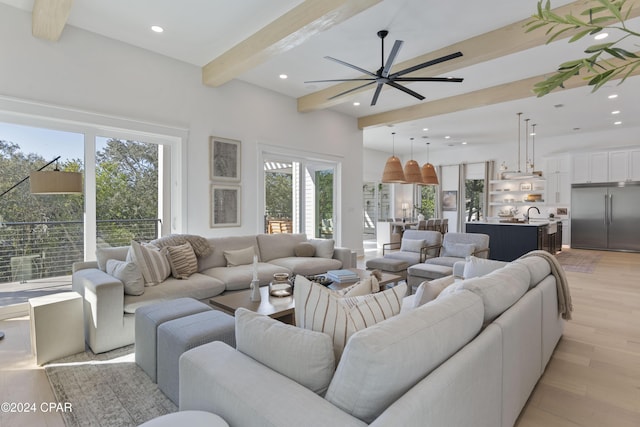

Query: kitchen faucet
<box><xmin>524</xmin><ymin>206</ymin><xmax>540</xmax><ymax>222</ymax></box>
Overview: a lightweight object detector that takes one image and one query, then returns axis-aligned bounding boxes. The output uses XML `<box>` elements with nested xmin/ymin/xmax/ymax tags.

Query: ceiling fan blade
<box><xmin>304</xmin><ymin>78</ymin><xmax>376</xmax><ymax>83</ymax></box>
<box><xmin>325</xmin><ymin>56</ymin><xmax>377</xmax><ymax>77</ymax></box>
<box><xmin>382</xmin><ymin>40</ymin><xmax>404</xmax><ymax>77</ymax></box>
<box><xmin>386</xmin><ymin>81</ymin><xmax>425</xmax><ymax>101</ymax></box>
<box><xmin>394</xmin><ymin>77</ymin><xmax>464</xmax><ymax>82</ymax></box>
<box><xmin>328</xmin><ymin>80</ymin><xmax>377</xmax><ymax>100</ymax></box>
<box><xmin>390</xmin><ymin>51</ymin><xmax>463</xmax><ymax>78</ymax></box>
<box><xmin>370</xmin><ymin>83</ymin><xmax>384</xmax><ymax>106</ymax></box>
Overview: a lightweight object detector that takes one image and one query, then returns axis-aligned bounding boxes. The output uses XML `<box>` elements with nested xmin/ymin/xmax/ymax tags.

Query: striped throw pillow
<box><xmin>166</xmin><ymin>242</ymin><xmax>198</xmax><ymax>279</ymax></box>
<box><xmin>294</xmin><ymin>276</ymin><xmax>406</xmax><ymax>361</ymax></box>
<box><xmin>129</xmin><ymin>240</ymin><xmax>171</xmax><ymax>286</ymax></box>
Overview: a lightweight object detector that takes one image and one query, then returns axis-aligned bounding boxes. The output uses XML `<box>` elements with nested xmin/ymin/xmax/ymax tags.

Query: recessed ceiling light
<box><xmin>462</xmin><ymin>141</ymin><xmax>467</xmax><ymax>145</ymax></box>
<box><xmin>151</xmin><ymin>25</ymin><xmax>164</xmax><ymax>33</ymax></box>
<box><xmin>444</xmin><ymin>136</ymin><xmax>451</xmax><ymax>139</ymax></box>
<box><xmin>422</xmin><ymin>128</ymin><xmax>429</xmax><ymax>132</ymax></box>
<box><xmin>614</xmin><ymin>121</ymin><xmax>622</xmax><ymax>125</ymax></box>
<box><xmin>594</xmin><ymin>32</ymin><xmax>609</xmax><ymax>40</ymax></box>
<box><xmin>530</xmin><ymin>132</ymin><xmax>536</xmax><ymax>136</ymax></box>
<box><xmin>611</xmin><ymin>110</ymin><xmax>620</xmax><ymax>114</ymax></box>
<box><xmin>608</xmin><ymin>94</ymin><xmax>618</xmax><ymax>99</ymax></box>
<box><xmin>279</xmin><ymin>74</ymin><xmax>288</xmax><ymax>79</ymax></box>
<box><xmin>353</xmin><ymin>101</ymin><xmax>360</xmax><ymax>106</ymax></box>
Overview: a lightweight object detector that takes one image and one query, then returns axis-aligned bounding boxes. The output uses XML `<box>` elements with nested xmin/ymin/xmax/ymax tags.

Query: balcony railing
<box><xmin>0</xmin><ymin>219</ymin><xmax>160</xmax><ymax>283</ymax></box>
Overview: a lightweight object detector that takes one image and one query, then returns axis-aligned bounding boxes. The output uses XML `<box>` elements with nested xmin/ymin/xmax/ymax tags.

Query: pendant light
<box><xmin>403</xmin><ymin>137</ymin><xmax>423</xmax><ymax>183</ymax></box>
<box><xmin>382</xmin><ymin>132</ymin><xmax>407</xmax><ymax>183</ymax></box>
<box><xmin>516</xmin><ymin>112</ymin><xmax>522</xmax><ymax>173</ymax></box>
<box><xmin>524</xmin><ymin>118</ymin><xmax>530</xmax><ymax>173</ymax></box>
<box><xmin>421</xmin><ymin>142</ymin><xmax>439</xmax><ymax>185</ymax></box>
<box><xmin>530</xmin><ymin>123</ymin><xmax>538</xmax><ymax>173</ymax></box>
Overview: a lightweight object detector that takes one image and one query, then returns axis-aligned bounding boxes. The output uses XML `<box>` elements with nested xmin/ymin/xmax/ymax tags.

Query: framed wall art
<box><xmin>442</xmin><ymin>190</ymin><xmax>458</xmax><ymax>211</ymax></box>
<box><xmin>210</xmin><ymin>136</ymin><xmax>241</xmax><ymax>182</ymax></box>
<box><xmin>210</xmin><ymin>184</ymin><xmax>241</xmax><ymax>228</ymax></box>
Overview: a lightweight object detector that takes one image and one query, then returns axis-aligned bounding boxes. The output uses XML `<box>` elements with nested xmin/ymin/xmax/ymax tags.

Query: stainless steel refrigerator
<box><xmin>571</xmin><ymin>182</ymin><xmax>640</xmax><ymax>251</ymax></box>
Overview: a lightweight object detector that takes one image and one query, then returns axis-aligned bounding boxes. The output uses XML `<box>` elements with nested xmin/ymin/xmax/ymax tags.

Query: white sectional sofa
<box><xmin>178</xmin><ymin>252</ymin><xmax>567</xmax><ymax>427</ymax></box>
<box><xmin>72</xmin><ymin>233</ymin><xmax>354</xmax><ymax>353</ymax></box>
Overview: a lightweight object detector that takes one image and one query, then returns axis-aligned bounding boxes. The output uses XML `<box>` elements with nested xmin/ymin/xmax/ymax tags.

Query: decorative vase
<box><xmin>417</xmin><ymin>213</ymin><xmax>425</xmax><ymax>221</ymax></box>
<box><xmin>269</xmin><ymin>273</ymin><xmax>292</xmax><ymax>297</ymax></box>
<box><xmin>250</xmin><ymin>279</ymin><xmax>261</xmax><ymax>302</ymax></box>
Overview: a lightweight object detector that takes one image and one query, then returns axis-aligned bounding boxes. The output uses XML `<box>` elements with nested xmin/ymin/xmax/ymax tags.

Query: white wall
<box><xmin>0</xmin><ymin>4</ymin><xmax>364</xmax><ymax>252</ymax></box>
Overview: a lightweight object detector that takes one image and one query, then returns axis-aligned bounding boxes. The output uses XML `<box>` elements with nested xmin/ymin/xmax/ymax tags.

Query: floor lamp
<box><xmin>0</xmin><ymin>156</ymin><xmax>82</xmax><ymax>341</ymax></box>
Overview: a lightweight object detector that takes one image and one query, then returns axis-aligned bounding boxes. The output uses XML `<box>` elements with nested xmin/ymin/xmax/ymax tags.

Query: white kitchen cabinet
<box><xmin>545</xmin><ymin>155</ymin><xmax>570</xmax><ymax>174</ymax></box>
<box><xmin>571</xmin><ymin>152</ymin><xmax>608</xmax><ymax>183</ymax></box>
<box><xmin>608</xmin><ymin>149</ymin><xmax>640</xmax><ymax>182</ymax></box>
<box><xmin>547</xmin><ymin>171</ymin><xmax>570</xmax><ymax>205</ymax></box>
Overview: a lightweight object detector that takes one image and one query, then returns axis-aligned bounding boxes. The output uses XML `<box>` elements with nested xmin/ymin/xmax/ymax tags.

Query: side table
<box><xmin>29</xmin><ymin>292</ymin><xmax>84</xmax><ymax>365</ymax></box>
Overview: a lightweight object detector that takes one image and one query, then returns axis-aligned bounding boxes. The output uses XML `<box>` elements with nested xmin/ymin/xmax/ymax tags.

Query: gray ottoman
<box><xmin>157</xmin><ymin>310</ymin><xmax>236</xmax><ymax>405</ymax></box>
<box><xmin>135</xmin><ymin>298</ymin><xmax>212</xmax><ymax>382</ymax></box>
<box><xmin>366</xmin><ymin>257</ymin><xmax>409</xmax><ymax>279</ymax></box>
<box><xmin>407</xmin><ymin>264</ymin><xmax>454</xmax><ymax>292</ymax></box>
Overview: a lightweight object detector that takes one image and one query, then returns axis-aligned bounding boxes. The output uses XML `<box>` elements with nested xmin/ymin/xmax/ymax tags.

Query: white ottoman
<box><xmin>29</xmin><ymin>292</ymin><xmax>84</xmax><ymax>365</ymax></box>
<box><xmin>407</xmin><ymin>264</ymin><xmax>454</xmax><ymax>292</ymax></box>
<box><xmin>138</xmin><ymin>410</ymin><xmax>228</xmax><ymax>427</ymax></box>
<box><xmin>135</xmin><ymin>298</ymin><xmax>212</xmax><ymax>382</ymax></box>
<box><xmin>157</xmin><ymin>310</ymin><xmax>236</xmax><ymax>405</ymax></box>
<box><xmin>365</xmin><ymin>257</ymin><xmax>410</xmax><ymax>279</ymax></box>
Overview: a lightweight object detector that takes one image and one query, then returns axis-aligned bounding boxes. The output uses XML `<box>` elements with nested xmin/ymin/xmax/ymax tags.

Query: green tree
<box><xmin>265</xmin><ymin>171</ymin><xmax>292</xmax><ymax>218</ymax></box>
<box><xmin>465</xmin><ymin>179</ymin><xmax>484</xmax><ymax>221</ymax></box>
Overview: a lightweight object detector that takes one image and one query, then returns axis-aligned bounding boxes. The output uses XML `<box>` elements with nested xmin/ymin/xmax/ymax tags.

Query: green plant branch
<box><xmin>526</xmin><ymin>0</ymin><xmax>640</xmax><ymax>96</ymax></box>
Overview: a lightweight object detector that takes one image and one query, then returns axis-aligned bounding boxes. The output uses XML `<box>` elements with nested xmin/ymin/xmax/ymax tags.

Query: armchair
<box><xmin>382</xmin><ymin>230</ymin><xmax>442</xmax><ymax>265</ymax></box>
<box><xmin>424</xmin><ymin>232</ymin><xmax>490</xmax><ymax>267</ymax></box>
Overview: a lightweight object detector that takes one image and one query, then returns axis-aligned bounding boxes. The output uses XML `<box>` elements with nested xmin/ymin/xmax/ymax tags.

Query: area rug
<box><xmin>555</xmin><ymin>251</ymin><xmax>602</xmax><ymax>273</ymax></box>
<box><xmin>45</xmin><ymin>345</ymin><xmax>177</xmax><ymax>427</ymax></box>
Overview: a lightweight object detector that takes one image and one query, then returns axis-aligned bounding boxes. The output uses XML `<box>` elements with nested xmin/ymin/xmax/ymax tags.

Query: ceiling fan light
<box><xmin>421</xmin><ymin>163</ymin><xmax>439</xmax><ymax>185</ymax></box>
<box><xmin>382</xmin><ymin>156</ymin><xmax>407</xmax><ymax>183</ymax></box>
<box><xmin>404</xmin><ymin>159</ymin><xmax>423</xmax><ymax>183</ymax></box>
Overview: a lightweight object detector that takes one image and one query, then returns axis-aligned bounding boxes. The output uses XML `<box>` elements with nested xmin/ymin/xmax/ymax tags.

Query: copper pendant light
<box><xmin>421</xmin><ymin>142</ymin><xmax>439</xmax><ymax>185</ymax></box>
<box><xmin>404</xmin><ymin>137</ymin><xmax>423</xmax><ymax>183</ymax></box>
<box><xmin>382</xmin><ymin>132</ymin><xmax>407</xmax><ymax>183</ymax></box>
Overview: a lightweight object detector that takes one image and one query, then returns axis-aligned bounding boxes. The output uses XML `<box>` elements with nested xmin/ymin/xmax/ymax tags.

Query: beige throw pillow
<box><xmin>294</xmin><ymin>276</ymin><xmax>406</xmax><ymax>361</ymax></box>
<box><xmin>294</xmin><ymin>242</ymin><xmax>316</xmax><ymax>257</ymax></box>
<box><xmin>224</xmin><ymin>246</ymin><xmax>256</xmax><ymax>267</ymax></box>
<box><xmin>106</xmin><ymin>259</ymin><xmax>144</xmax><ymax>296</ymax></box>
<box><xmin>166</xmin><ymin>242</ymin><xmax>198</xmax><ymax>279</ymax></box>
<box><xmin>129</xmin><ymin>240</ymin><xmax>171</xmax><ymax>286</ymax></box>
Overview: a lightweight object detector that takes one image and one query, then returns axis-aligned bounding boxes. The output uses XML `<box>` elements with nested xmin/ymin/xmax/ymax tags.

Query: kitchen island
<box><xmin>466</xmin><ymin>220</ymin><xmax>562</xmax><ymax>261</ymax></box>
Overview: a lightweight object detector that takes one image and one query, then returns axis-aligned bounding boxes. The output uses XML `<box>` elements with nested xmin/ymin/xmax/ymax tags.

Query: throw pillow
<box><xmin>165</xmin><ymin>242</ymin><xmax>198</xmax><ymax>279</ymax></box>
<box><xmin>95</xmin><ymin>246</ymin><xmax>130</xmax><ymax>272</ymax></box>
<box><xmin>224</xmin><ymin>246</ymin><xmax>255</xmax><ymax>267</ymax></box>
<box><xmin>336</xmin><ymin>270</ymin><xmax>381</xmax><ymax>297</ymax></box>
<box><xmin>294</xmin><ymin>276</ymin><xmax>406</xmax><ymax>361</ymax></box>
<box><xmin>294</xmin><ymin>242</ymin><xmax>316</xmax><ymax>257</ymax></box>
<box><xmin>129</xmin><ymin>240</ymin><xmax>171</xmax><ymax>286</ymax></box>
<box><xmin>400</xmin><ymin>238</ymin><xmax>425</xmax><ymax>253</ymax></box>
<box><xmin>412</xmin><ymin>275</ymin><xmax>456</xmax><ymax>308</ymax></box>
<box><xmin>441</xmin><ymin>242</ymin><xmax>475</xmax><ymax>258</ymax></box>
<box><xmin>106</xmin><ymin>259</ymin><xmax>144</xmax><ymax>296</ymax></box>
<box><xmin>235</xmin><ymin>308</ymin><xmax>335</xmax><ymax>395</ymax></box>
<box><xmin>150</xmin><ymin>234</ymin><xmax>212</xmax><ymax>257</ymax></box>
<box><xmin>309</xmin><ymin>239</ymin><xmax>335</xmax><ymax>259</ymax></box>
<box><xmin>462</xmin><ymin>256</ymin><xmax>507</xmax><ymax>279</ymax></box>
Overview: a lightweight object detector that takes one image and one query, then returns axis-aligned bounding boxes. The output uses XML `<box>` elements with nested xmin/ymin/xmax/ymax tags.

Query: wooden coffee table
<box><xmin>209</xmin><ymin>286</ymin><xmax>294</xmax><ymax>323</ymax></box>
<box><xmin>328</xmin><ymin>268</ymin><xmax>403</xmax><ymax>291</ymax></box>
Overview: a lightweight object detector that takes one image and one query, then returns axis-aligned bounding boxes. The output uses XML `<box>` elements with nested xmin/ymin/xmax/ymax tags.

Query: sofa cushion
<box><xmin>336</xmin><ymin>273</ymin><xmax>380</xmax><ymax>297</ymax></box>
<box><xmin>106</xmin><ymin>259</ymin><xmax>144</xmax><ymax>296</ymax></box>
<box><xmin>325</xmin><ymin>290</ymin><xmax>484</xmax><ymax>423</ymax></box>
<box><xmin>198</xmin><ymin>235</ymin><xmax>259</xmax><ymax>270</ymax></box>
<box><xmin>462</xmin><ymin>256</ymin><xmax>508</xmax><ymax>279</ymax></box>
<box><xmin>166</xmin><ymin>242</ymin><xmax>198</xmax><ymax>279</ymax></box>
<box><xmin>123</xmin><ymin>273</ymin><xmax>225</xmax><ymax>314</ymax></box>
<box><xmin>514</xmin><ymin>256</ymin><xmax>552</xmax><ymax>289</ymax></box>
<box><xmin>294</xmin><ymin>242</ymin><xmax>316</xmax><ymax>257</ymax></box>
<box><xmin>400</xmin><ymin>238</ymin><xmax>425</xmax><ymax>253</ymax></box>
<box><xmin>256</xmin><ymin>233</ymin><xmax>308</xmax><ymax>262</ymax></box>
<box><xmin>382</xmin><ymin>251</ymin><xmax>421</xmax><ymax>265</ymax></box>
<box><xmin>268</xmin><ymin>257</ymin><xmax>342</xmax><ymax>276</ymax></box>
<box><xmin>309</xmin><ymin>239</ymin><xmax>335</xmax><ymax>259</ymax></box>
<box><xmin>294</xmin><ymin>276</ymin><xmax>406</xmax><ymax>361</ymax></box>
<box><xmin>223</xmin><ymin>246</ymin><xmax>256</xmax><ymax>267</ymax></box>
<box><xmin>441</xmin><ymin>242</ymin><xmax>475</xmax><ymax>258</ymax></box>
<box><xmin>96</xmin><ymin>246</ymin><xmax>129</xmax><ymax>271</ymax></box>
<box><xmin>150</xmin><ymin>234</ymin><xmax>213</xmax><ymax>257</ymax></box>
<box><xmin>235</xmin><ymin>308</ymin><xmax>335</xmax><ymax>395</ymax></box>
<box><xmin>412</xmin><ymin>275</ymin><xmax>456</xmax><ymax>308</ymax></box>
<box><xmin>444</xmin><ymin>262</ymin><xmax>531</xmax><ymax>323</ymax></box>
<box><xmin>129</xmin><ymin>241</ymin><xmax>171</xmax><ymax>286</ymax></box>
<box><xmin>202</xmin><ymin>263</ymin><xmax>289</xmax><ymax>291</ymax></box>
<box><xmin>424</xmin><ymin>256</ymin><xmax>465</xmax><ymax>268</ymax></box>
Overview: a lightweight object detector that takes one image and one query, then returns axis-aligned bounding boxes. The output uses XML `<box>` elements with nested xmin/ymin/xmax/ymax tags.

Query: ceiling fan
<box><xmin>305</xmin><ymin>30</ymin><xmax>464</xmax><ymax>106</ymax></box>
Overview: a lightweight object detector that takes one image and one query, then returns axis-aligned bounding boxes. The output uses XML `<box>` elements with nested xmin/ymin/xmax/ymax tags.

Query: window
<box><xmin>415</xmin><ymin>185</ymin><xmax>437</xmax><ymax>219</ymax></box>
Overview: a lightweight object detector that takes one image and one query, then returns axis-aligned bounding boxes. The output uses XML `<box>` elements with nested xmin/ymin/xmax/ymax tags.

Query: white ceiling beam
<box><xmin>298</xmin><ymin>0</ymin><xmax>640</xmax><ymax>113</ymax></box>
<box><xmin>202</xmin><ymin>0</ymin><xmax>382</xmax><ymax>87</ymax></box>
<box><xmin>32</xmin><ymin>0</ymin><xmax>74</xmax><ymax>41</ymax></box>
<box><xmin>357</xmin><ymin>53</ymin><xmax>640</xmax><ymax>130</ymax></box>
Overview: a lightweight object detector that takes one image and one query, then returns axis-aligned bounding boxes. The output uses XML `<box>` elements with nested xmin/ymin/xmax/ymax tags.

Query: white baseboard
<box><xmin>0</xmin><ymin>302</ymin><xmax>29</xmax><ymax>320</ymax></box>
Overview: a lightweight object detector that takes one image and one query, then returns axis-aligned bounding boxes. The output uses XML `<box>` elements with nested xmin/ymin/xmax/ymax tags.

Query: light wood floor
<box><xmin>0</xmin><ymin>248</ymin><xmax>638</xmax><ymax>427</ymax></box>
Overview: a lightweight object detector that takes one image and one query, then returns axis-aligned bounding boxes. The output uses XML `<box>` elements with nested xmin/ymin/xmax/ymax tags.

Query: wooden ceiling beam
<box><xmin>202</xmin><ymin>0</ymin><xmax>381</xmax><ymax>87</ymax></box>
<box><xmin>32</xmin><ymin>0</ymin><xmax>74</xmax><ymax>41</ymax></box>
<box><xmin>357</xmin><ymin>53</ymin><xmax>640</xmax><ymax>130</ymax></box>
<box><xmin>298</xmin><ymin>0</ymin><xmax>640</xmax><ymax>112</ymax></box>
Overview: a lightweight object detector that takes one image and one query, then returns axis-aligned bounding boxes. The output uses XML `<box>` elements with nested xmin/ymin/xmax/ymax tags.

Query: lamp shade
<box><xmin>421</xmin><ymin>163</ymin><xmax>439</xmax><ymax>185</ymax></box>
<box><xmin>30</xmin><ymin>170</ymin><xmax>83</xmax><ymax>194</ymax></box>
<box><xmin>382</xmin><ymin>155</ymin><xmax>407</xmax><ymax>183</ymax></box>
<box><xmin>404</xmin><ymin>159</ymin><xmax>423</xmax><ymax>183</ymax></box>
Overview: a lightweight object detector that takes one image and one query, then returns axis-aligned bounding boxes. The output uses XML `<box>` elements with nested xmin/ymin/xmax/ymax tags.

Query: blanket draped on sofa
<box><xmin>520</xmin><ymin>250</ymin><xmax>573</xmax><ymax>320</ymax></box>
